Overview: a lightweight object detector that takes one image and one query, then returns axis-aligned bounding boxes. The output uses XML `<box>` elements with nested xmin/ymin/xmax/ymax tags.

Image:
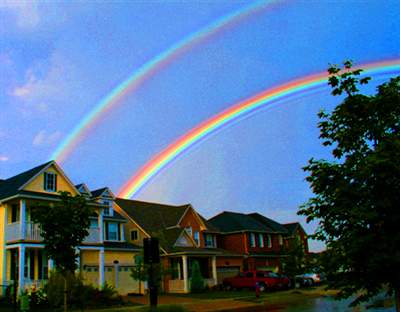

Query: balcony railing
<box><xmin>84</xmin><ymin>227</ymin><xmax>100</xmax><ymax>243</ymax></box>
<box><xmin>6</xmin><ymin>222</ymin><xmax>101</xmax><ymax>243</ymax></box>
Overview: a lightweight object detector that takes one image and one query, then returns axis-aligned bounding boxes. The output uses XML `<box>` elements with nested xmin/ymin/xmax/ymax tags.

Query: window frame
<box><xmin>44</xmin><ymin>172</ymin><xmax>57</xmax><ymax>192</ymax></box>
<box><xmin>130</xmin><ymin>230</ymin><xmax>138</xmax><ymax>241</ymax></box>
<box><xmin>249</xmin><ymin>233</ymin><xmax>256</xmax><ymax>247</ymax></box>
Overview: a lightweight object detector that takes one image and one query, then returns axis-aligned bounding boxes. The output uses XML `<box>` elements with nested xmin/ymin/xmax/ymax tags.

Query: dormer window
<box><xmin>44</xmin><ymin>172</ymin><xmax>57</xmax><ymax>192</ymax></box>
<box><xmin>102</xmin><ymin>200</ymin><xmax>113</xmax><ymax>216</ymax></box>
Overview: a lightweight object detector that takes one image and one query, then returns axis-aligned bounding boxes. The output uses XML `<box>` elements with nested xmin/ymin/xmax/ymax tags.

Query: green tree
<box><xmin>130</xmin><ymin>255</ymin><xmax>147</xmax><ymax>294</ymax></box>
<box><xmin>281</xmin><ymin>239</ymin><xmax>307</xmax><ymax>283</ymax></box>
<box><xmin>31</xmin><ymin>191</ymin><xmax>94</xmax><ymax>272</ymax></box>
<box><xmin>299</xmin><ymin>61</ymin><xmax>400</xmax><ymax>309</ymax></box>
<box><xmin>189</xmin><ymin>261</ymin><xmax>205</xmax><ymax>293</ymax></box>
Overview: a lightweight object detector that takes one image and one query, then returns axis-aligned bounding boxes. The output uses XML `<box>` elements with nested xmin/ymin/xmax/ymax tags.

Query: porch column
<box><xmin>99</xmin><ymin>248</ymin><xmax>105</xmax><ymax>287</ymax></box>
<box><xmin>182</xmin><ymin>255</ymin><xmax>188</xmax><ymax>293</ymax></box>
<box><xmin>2</xmin><ymin>208</ymin><xmax>8</xmax><ymax>289</ymax></box>
<box><xmin>18</xmin><ymin>245</ymin><xmax>25</xmax><ymax>293</ymax></box>
<box><xmin>211</xmin><ymin>256</ymin><xmax>217</xmax><ymax>285</ymax></box>
<box><xmin>98</xmin><ymin>210</ymin><xmax>104</xmax><ymax>243</ymax></box>
<box><xmin>20</xmin><ymin>200</ymin><xmax>26</xmax><ymax>240</ymax></box>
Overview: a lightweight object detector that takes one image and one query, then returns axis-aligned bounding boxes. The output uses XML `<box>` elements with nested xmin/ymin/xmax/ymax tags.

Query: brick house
<box><xmin>208</xmin><ymin>211</ymin><xmax>301</xmax><ymax>273</ymax></box>
<box><xmin>283</xmin><ymin>222</ymin><xmax>309</xmax><ymax>253</ymax></box>
<box><xmin>114</xmin><ymin>199</ymin><xmax>240</xmax><ymax>293</ymax></box>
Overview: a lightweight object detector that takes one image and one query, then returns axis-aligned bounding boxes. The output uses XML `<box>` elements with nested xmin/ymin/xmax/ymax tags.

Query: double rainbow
<box><xmin>51</xmin><ymin>0</ymin><xmax>280</xmax><ymax>163</ymax></box>
<box><xmin>118</xmin><ymin>59</ymin><xmax>400</xmax><ymax>198</ymax></box>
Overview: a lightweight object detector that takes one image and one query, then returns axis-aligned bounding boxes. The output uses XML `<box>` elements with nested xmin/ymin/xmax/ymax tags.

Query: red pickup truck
<box><xmin>223</xmin><ymin>270</ymin><xmax>289</xmax><ymax>291</ymax></box>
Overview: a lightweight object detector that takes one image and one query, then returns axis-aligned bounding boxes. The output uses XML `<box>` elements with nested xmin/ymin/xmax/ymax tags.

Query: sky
<box><xmin>1</xmin><ymin>1</ymin><xmax>399</xmax><ymax>252</ymax></box>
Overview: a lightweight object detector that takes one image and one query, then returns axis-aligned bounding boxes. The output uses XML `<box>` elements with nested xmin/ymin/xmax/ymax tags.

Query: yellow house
<box><xmin>0</xmin><ymin>161</ymin><xmax>141</xmax><ymax>295</ymax></box>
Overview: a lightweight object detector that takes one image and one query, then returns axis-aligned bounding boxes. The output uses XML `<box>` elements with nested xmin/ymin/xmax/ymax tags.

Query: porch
<box><xmin>4</xmin><ymin>199</ymin><xmax>103</xmax><ymax>244</ymax></box>
<box><xmin>167</xmin><ymin>255</ymin><xmax>217</xmax><ymax>293</ymax></box>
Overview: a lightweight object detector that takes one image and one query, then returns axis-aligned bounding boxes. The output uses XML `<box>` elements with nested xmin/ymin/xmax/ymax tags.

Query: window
<box><xmin>205</xmin><ymin>234</ymin><xmax>216</xmax><ymax>248</ymax></box>
<box><xmin>246</xmin><ymin>272</ymin><xmax>253</xmax><ymax>278</ymax></box>
<box><xmin>102</xmin><ymin>200</ymin><xmax>113</xmax><ymax>216</ymax></box>
<box><xmin>106</xmin><ymin>222</ymin><xmax>119</xmax><ymax>241</ymax></box>
<box><xmin>193</xmin><ymin>231</ymin><xmax>199</xmax><ymax>246</ymax></box>
<box><xmin>258</xmin><ymin>233</ymin><xmax>264</xmax><ymax>248</ymax></box>
<box><xmin>278</xmin><ymin>235</ymin><xmax>283</xmax><ymax>245</ymax></box>
<box><xmin>267</xmin><ymin>234</ymin><xmax>272</xmax><ymax>248</ymax></box>
<box><xmin>44</xmin><ymin>172</ymin><xmax>57</xmax><ymax>192</ymax></box>
<box><xmin>185</xmin><ymin>226</ymin><xmax>192</xmax><ymax>236</ymax></box>
<box><xmin>249</xmin><ymin>233</ymin><xmax>256</xmax><ymax>247</ymax></box>
<box><xmin>130</xmin><ymin>230</ymin><xmax>138</xmax><ymax>241</ymax></box>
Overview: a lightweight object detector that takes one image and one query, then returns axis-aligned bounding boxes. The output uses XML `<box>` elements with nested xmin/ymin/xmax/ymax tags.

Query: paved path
<box><xmin>125</xmin><ymin>295</ymin><xmax>282</xmax><ymax>312</ymax></box>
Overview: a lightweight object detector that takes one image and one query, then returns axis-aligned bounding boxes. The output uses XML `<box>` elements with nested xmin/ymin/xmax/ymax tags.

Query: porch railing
<box><xmin>6</xmin><ymin>223</ymin><xmax>101</xmax><ymax>243</ymax></box>
<box><xmin>84</xmin><ymin>227</ymin><xmax>101</xmax><ymax>243</ymax></box>
<box><xmin>26</xmin><ymin>222</ymin><xmax>43</xmax><ymax>241</ymax></box>
<box><xmin>168</xmin><ymin>279</ymin><xmax>185</xmax><ymax>293</ymax></box>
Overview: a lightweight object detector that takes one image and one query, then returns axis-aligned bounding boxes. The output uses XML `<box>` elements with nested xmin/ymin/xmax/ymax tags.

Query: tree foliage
<box><xmin>299</xmin><ymin>61</ymin><xmax>400</xmax><ymax>307</ymax></box>
<box><xmin>281</xmin><ymin>239</ymin><xmax>307</xmax><ymax>279</ymax></box>
<box><xmin>31</xmin><ymin>191</ymin><xmax>94</xmax><ymax>273</ymax></box>
<box><xmin>189</xmin><ymin>261</ymin><xmax>205</xmax><ymax>293</ymax></box>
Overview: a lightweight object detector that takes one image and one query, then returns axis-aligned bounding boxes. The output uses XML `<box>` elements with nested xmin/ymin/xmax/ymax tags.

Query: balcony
<box><xmin>6</xmin><ymin>222</ymin><xmax>43</xmax><ymax>242</ymax></box>
<box><xmin>5</xmin><ymin>222</ymin><xmax>102</xmax><ymax>243</ymax></box>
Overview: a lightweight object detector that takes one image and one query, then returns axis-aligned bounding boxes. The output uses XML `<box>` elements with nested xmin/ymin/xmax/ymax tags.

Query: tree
<box><xmin>190</xmin><ymin>261</ymin><xmax>205</xmax><ymax>293</ymax></box>
<box><xmin>298</xmin><ymin>61</ymin><xmax>400</xmax><ymax>310</ymax></box>
<box><xmin>281</xmin><ymin>239</ymin><xmax>307</xmax><ymax>284</ymax></box>
<box><xmin>31</xmin><ymin>191</ymin><xmax>94</xmax><ymax>273</ymax></box>
<box><xmin>130</xmin><ymin>255</ymin><xmax>147</xmax><ymax>295</ymax></box>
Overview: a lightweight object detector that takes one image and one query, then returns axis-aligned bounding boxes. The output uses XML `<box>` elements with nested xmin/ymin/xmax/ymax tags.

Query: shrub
<box><xmin>189</xmin><ymin>261</ymin><xmax>205</xmax><ymax>293</ymax></box>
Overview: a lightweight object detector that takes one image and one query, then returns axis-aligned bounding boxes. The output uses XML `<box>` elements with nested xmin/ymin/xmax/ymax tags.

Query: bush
<box><xmin>41</xmin><ymin>271</ymin><xmax>123</xmax><ymax>310</ymax></box>
<box><xmin>189</xmin><ymin>261</ymin><xmax>205</xmax><ymax>293</ymax></box>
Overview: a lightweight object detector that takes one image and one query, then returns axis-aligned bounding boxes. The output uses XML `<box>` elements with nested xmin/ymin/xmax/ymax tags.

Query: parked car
<box><xmin>272</xmin><ymin>272</ymin><xmax>291</xmax><ymax>289</ymax></box>
<box><xmin>223</xmin><ymin>270</ymin><xmax>283</xmax><ymax>291</ymax></box>
<box><xmin>295</xmin><ymin>272</ymin><xmax>324</xmax><ymax>286</ymax></box>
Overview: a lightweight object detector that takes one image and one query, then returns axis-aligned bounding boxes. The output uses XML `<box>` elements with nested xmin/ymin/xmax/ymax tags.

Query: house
<box><xmin>283</xmin><ymin>222</ymin><xmax>309</xmax><ymax>253</ymax></box>
<box><xmin>0</xmin><ymin>161</ymin><xmax>140</xmax><ymax>295</ymax></box>
<box><xmin>114</xmin><ymin>199</ymin><xmax>241</xmax><ymax>293</ymax></box>
<box><xmin>208</xmin><ymin>211</ymin><xmax>291</xmax><ymax>272</ymax></box>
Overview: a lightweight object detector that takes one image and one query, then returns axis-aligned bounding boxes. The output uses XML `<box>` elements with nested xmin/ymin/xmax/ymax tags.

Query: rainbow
<box><xmin>51</xmin><ymin>0</ymin><xmax>281</xmax><ymax>163</ymax></box>
<box><xmin>118</xmin><ymin>59</ymin><xmax>400</xmax><ymax>198</ymax></box>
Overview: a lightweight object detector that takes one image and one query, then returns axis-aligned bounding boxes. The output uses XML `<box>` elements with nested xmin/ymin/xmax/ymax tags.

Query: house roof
<box><xmin>115</xmin><ymin>198</ymin><xmax>190</xmax><ymax>231</ymax></box>
<box><xmin>248</xmin><ymin>213</ymin><xmax>288</xmax><ymax>234</ymax></box>
<box><xmin>283</xmin><ymin>222</ymin><xmax>307</xmax><ymax>237</ymax></box>
<box><xmin>0</xmin><ymin>161</ymin><xmax>53</xmax><ymax>200</ymax></box>
<box><xmin>208</xmin><ymin>211</ymin><xmax>269</xmax><ymax>233</ymax></box>
<box><xmin>90</xmin><ymin>187</ymin><xmax>110</xmax><ymax>198</ymax></box>
<box><xmin>208</xmin><ymin>211</ymin><xmax>288</xmax><ymax>234</ymax></box>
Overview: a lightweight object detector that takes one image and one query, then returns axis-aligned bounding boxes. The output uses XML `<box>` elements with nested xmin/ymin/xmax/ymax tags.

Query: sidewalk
<box><xmin>124</xmin><ymin>294</ymin><xmax>280</xmax><ymax>312</ymax></box>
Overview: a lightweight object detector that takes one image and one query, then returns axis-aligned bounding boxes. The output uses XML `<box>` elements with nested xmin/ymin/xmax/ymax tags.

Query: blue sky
<box><xmin>1</xmin><ymin>1</ymin><xmax>399</xmax><ymax>251</ymax></box>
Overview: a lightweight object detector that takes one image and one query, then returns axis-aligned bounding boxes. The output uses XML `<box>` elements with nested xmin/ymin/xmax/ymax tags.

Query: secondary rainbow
<box><xmin>118</xmin><ymin>59</ymin><xmax>400</xmax><ymax>198</ymax></box>
<box><xmin>50</xmin><ymin>0</ymin><xmax>281</xmax><ymax>163</ymax></box>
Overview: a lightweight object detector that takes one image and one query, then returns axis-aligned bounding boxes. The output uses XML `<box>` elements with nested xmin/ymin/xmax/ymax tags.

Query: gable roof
<box><xmin>208</xmin><ymin>211</ymin><xmax>288</xmax><ymax>234</ymax></box>
<box><xmin>75</xmin><ymin>183</ymin><xmax>92</xmax><ymax>196</ymax></box>
<box><xmin>0</xmin><ymin>161</ymin><xmax>53</xmax><ymax>200</ymax></box>
<box><xmin>283</xmin><ymin>222</ymin><xmax>307</xmax><ymax>237</ymax></box>
<box><xmin>91</xmin><ymin>187</ymin><xmax>114</xmax><ymax>198</ymax></box>
<box><xmin>115</xmin><ymin>198</ymin><xmax>190</xmax><ymax>232</ymax></box>
<box><xmin>208</xmin><ymin>211</ymin><xmax>270</xmax><ymax>233</ymax></box>
<box><xmin>248</xmin><ymin>213</ymin><xmax>288</xmax><ymax>234</ymax></box>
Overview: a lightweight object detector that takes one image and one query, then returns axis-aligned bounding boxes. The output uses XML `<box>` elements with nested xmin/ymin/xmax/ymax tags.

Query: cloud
<box><xmin>32</xmin><ymin>130</ymin><xmax>62</xmax><ymax>147</ymax></box>
<box><xmin>0</xmin><ymin>155</ymin><xmax>9</xmax><ymax>162</ymax></box>
<box><xmin>12</xmin><ymin>52</ymin><xmax>76</xmax><ymax>114</ymax></box>
<box><xmin>0</xmin><ymin>1</ymin><xmax>40</xmax><ymax>30</ymax></box>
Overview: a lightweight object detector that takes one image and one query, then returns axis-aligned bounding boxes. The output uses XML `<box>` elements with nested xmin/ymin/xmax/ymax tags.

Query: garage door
<box><xmin>217</xmin><ymin>266</ymin><xmax>240</xmax><ymax>284</ymax></box>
